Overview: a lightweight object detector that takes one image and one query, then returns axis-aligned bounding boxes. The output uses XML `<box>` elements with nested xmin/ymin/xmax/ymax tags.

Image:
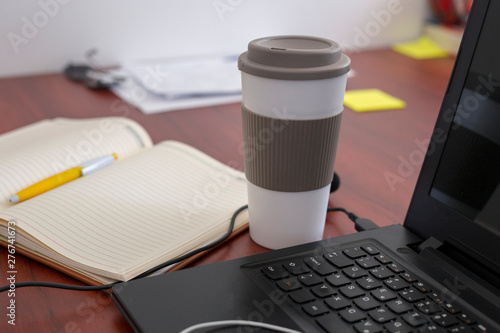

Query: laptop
<box><xmin>112</xmin><ymin>0</ymin><xmax>500</xmax><ymax>331</ymax></box>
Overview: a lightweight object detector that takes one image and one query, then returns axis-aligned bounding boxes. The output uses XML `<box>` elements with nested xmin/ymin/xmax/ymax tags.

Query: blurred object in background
<box><xmin>429</xmin><ymin>0</ymin><xmax>473</xmax><ymax>25</ymax></box>
<box><xmin>426</xmin><ymin>0</ymin><xmax>473</xmax><ymax>55</ymax></box>
<box><xmin>424</xmin><ymin>24</ymin><xmax>464</xmax><ymax>55</ymax></box>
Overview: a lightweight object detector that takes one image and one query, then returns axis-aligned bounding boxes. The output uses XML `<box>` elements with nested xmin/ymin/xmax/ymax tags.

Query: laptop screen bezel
<box><xmin>404</xmin><ymin>0</ymin><xmax>500</xmax><ymax>272</ymax></box>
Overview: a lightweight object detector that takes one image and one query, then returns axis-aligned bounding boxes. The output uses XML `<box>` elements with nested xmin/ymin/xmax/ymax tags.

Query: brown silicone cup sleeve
<box><xmin>242</xmin><ymin>106</ymin><xmax>342</xmax><ymax>192</ymax></box>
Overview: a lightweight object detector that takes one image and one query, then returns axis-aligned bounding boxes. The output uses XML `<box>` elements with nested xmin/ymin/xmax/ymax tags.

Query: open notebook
<box><xmin>0</xmin><ymin>118</ymin><xmax>248</xmax><ymax>285</ymax></box>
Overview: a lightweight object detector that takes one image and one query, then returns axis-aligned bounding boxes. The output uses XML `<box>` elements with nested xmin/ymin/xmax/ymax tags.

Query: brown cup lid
<box><xmin>238</xmin><ymin>35</ymin><xmax>350</xmax><ymax>80</ymax></box>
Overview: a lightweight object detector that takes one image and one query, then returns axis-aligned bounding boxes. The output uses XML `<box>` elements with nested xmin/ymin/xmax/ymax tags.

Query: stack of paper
<box><xmin>111</xmin><ymin>55</ymin><xmax>242</xmax><ymax>114</ymax></box>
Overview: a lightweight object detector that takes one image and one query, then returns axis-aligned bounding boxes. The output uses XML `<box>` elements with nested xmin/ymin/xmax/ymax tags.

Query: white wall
<box><xmin>0</xmin><ymin>0</ymin><xmax>427</xmax><ymax>78</ymax></box>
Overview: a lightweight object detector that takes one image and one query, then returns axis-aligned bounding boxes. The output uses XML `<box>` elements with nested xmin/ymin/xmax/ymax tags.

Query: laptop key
<box><xmin>356</xmin><ymin>257</ymin><xmax>380</xmax><ymax>269</ymax></box>
<box><xmin>354</xmin><ymin>319</ymin><xmax>383</xmax><ymax>333</ymax></box>
<box><xmin>457</xmin><ymin>312</ymin><xmax>477</xmax><ymax>325</ymax></box>
<box><xmin>442</xmin><ymin>302</ymin><xmax>462</xmax><ymax>314</ymax></box>
<box><xmin>343</xmin><ymin>246</ymin><xmax>367</xmax><ymax>259</ymax></box>
<box><xmin>339</xmin><ymin>284</ymin><xmax>366</xmax><ymax>298</ymax></box>
<box><xmin>387</xmin><ymin>263</ymin><xmax>404</xmax><ymax>273</ymax></box>
<box><xmin>339</xmin><ymin>307</ymin><xmax>366</xmax><ymax>323</ymax></box>
<box><xmin>374</xmin><ymin>254</ymin><xmax>391</xmax><ymax>264</ymax></box>
<box><xmin>326</xmin><ymin>273</ymin><xmax>351</xmax><ymax>287</ymax></box>
<box><xmin>362</xmin><ymin>244</ymin><xmax>380</xmax><ymax>255</ymax></box>
<box><xmin>414</xmin><ymin>281</ymin><xmax>432</xmax><ymax>293</ymax></box>
<box><xmin>449</xmin><ymin>325</ymin><xmax>474</xmax><ymax>332</ymax></box>
<box><xmin>368</xmin><ymin>307</ymin><xmax>397</xmax><ymax>323</ymax></box>
<box><xmin>400</xmin><ymin>272</ymin><xmax>418</xmax><ymax>282</ymax></box>
<box><xmin>357</xmin><ymin>276</ymin><xmax>383</xmax><ymax>290</ymax></box>
<box><xmin>262</xmin><ymin>265</ymin><xmax>288</xmax><ymax>280</ymax></box>
<box><xmin>324</xmin><ymin>251</ymin><xmax>353</xmax><ymax>268</ymax></box>
<box><xmin>276</xmin><ymin>277</ymin><xmax>300</xmax><ymax>291</ymax></box>
<box><xmin>386</xmin><ymin>298</ymin><xmax>413</xmax><ymax>314</ymax></box>
<box><xmin>353</xmin><ymin>295</ymin><xmax>381</xmax><ymax>310</ymax></box>
<box><xmin>288</xmin><ymin>289</ymin><xmax>315</xmax><ymax>304</ymax></box>
<box><xmin>298</xmin><ymin>273</ymin><xmax>322</xmax><ymax>286</ymax></box>
<box><xmin>428</xmin><ymin>292</ymin><xmax>445</xmax><ymax>303</ymax></box>
<box><xmin>284</xmin><ymin>260</ymin><xmax>310</xmax><ymax>275</ymax></box>
<box><xmin>384</xmin><ymin>277</ymin><xmax>409</xmax><ymax>290</ymax></box>
<box><xmin>370</xmin><ymin>267</ymin><xmax>394</xmax><ymax>279</ymax></box>
<box><xmin>419</xmin><ymin>324</ymin><xmax>447</xmax><ymax>332</ymax></box>
<box><xmin>325</xmin><ymin>295</ymin><xmax>351</xmax><ymax>310</ymax></box>
<box><xmin>304</xmin><ymin>256</ymin><xmax>336</xmax><ymax>276</ymax></box>
<box><xmin>371</xmin><ymin>287</ymin><xmax>397</xmax><ymax>301</ymax></box>
<box><xmin>471</xmin><ymin>323</ymin><xmax>488</xmax><ymax>332</ymax></box>
<box><xmin>384</xmin><ymin>319</ymin><xmax>414</xmax><ymax>333</ymax></box>
<box><xmin>343</xmin><ymin>266</ymin><xmax>368</xmax><ymax>279</ymax></box>
<box><xmin>311</xmin><ymin>284</ymin><xmax>336</xmax><ymax>298</ymax></box>
<box><xmin>415</xmin><ymin>300</ymin><xmax>442</xmax><ymax>314</ymax></box>
<box><xmin>402</xmin><ymin>311</ymin><xmax>428</xmax><ymax>326</ymax></box>
<box><xmin>302</xmin><ymin>301</ymin><xmax>329</xmax><ymax>317</ymax></box>
<box><xmin>432</xmin><ymin>312</ymin><xmax>459</xmax><ymax>327</ymax></box>
<box><xmin>399</xmin><ymin>287</ymin><xmax>425</xmax><ymax>302</ymax></box>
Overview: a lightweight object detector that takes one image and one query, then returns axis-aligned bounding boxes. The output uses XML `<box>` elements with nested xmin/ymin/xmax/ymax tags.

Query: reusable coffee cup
<box><xmin>238</xmin><ymin>35</ymin><xmax>350</xmax><ymax>249</ymax></box>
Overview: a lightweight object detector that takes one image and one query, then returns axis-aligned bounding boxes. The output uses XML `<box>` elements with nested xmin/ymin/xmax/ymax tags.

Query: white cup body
<box><xmin>242</xmin><ymin>72</ymin><xmax>348</xmax><ymax>249</ymax></box>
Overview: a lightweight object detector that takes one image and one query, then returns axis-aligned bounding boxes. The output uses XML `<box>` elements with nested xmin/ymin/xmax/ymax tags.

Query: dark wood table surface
<box><xmin>0</xmin><ymin>49</ymin><xmax>455</xmax><ymax>333</ymax></box>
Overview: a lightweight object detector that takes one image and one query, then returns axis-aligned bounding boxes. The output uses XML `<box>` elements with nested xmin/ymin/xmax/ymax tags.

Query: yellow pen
<box><xmin>9</xmin><ymin>153</ymin><xmax>118</xmax><ymax>203</ymax></box>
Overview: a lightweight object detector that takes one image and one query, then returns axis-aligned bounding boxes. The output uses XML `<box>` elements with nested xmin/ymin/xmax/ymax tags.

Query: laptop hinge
<box><xmin>416</xmin><ymin>237</ymin><xmax>443</xmax><ymax>253</ymax></box>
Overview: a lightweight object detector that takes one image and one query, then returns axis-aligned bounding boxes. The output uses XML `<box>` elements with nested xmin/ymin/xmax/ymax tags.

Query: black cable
<box><xmin>326</xmin><ymin>207</ymin><xmax>349</xmax><ymax>214</ymax></box>
<box><xmin>327</xmin><ymin>207</ymin><xmax>379</xmax><ymax>232</ymax></box>
<box><xmin>0</xmin><ymin>204</ymin><xmax>248</xmax><ymax>293</ymax></box>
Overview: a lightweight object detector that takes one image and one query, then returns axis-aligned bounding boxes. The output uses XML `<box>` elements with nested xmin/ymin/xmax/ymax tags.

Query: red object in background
<box><xmin>430</xmin><ymin>0</ymin><xmax>473</xmax><ymax>25</ymax></box>
<box><xmin>466</xmin><ymin>0</ymin><xmax>474</xmax><ymax>13</ymax></box>
<box><xmin>430</xmin><ymin>0</ymin><xmax>460</xmax><ymax>24</ymax></box>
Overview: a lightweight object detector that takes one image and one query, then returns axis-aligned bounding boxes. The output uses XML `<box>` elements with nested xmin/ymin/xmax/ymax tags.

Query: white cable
<box><xmin>179</xmin><ymin>320</ymin><xmax>303</xmax><ymax>333</ymax></box>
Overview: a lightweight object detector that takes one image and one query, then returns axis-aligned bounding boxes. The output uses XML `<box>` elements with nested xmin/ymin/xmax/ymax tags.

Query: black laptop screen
<box><xmin>429</xmin><ymin>1</ymin><xmax>500</xmax><ymax>237</ymax></box>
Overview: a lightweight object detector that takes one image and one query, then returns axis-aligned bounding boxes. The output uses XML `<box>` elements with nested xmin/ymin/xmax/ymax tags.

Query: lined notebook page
<box><xmin>0</xmin><ymin>118</ymin><xmax>153</xmax><ymax>212</ymax></box>
<box><xmin>0</xmin><ymin>141</ymin><xmax>247</xmax><ymax>281</ymax></box>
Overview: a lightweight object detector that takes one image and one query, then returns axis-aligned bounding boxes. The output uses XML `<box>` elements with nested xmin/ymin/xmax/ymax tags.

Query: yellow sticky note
<box><xmin>343</xmin><ymin>89</ymin><xmax>406</xmax><ymax>112</ymax></box>
<box><xmin>393</xmin><ymin>36</ymin><xmax>449</xmax><ymax>59</ymax></box>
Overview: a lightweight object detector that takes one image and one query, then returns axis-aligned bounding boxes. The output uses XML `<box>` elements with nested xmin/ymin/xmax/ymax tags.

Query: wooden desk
<box><xmin>0</xmin><ymin>49</ymin><xmax>454</xmax><ymax>333</ymax></box>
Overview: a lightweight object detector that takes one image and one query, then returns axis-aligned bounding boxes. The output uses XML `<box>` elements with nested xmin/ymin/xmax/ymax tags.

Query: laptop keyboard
<box><xmin>254</xmin><ymin>243</ymin><xmax>489</xmax><ymax>333</ymax></box>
